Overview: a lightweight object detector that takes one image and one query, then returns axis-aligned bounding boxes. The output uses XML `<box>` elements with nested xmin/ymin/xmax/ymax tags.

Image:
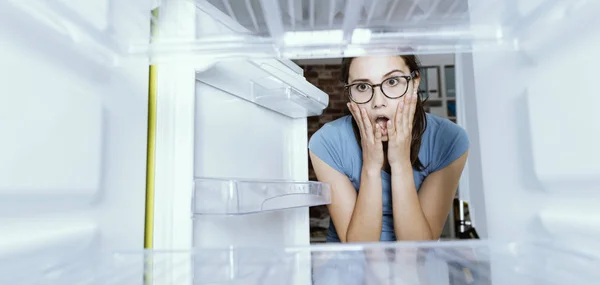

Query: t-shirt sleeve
<box><xmin>429</xmin><ymin>120</ymin><xmax>470</xmax><ymax>173</ymax></box>
<box><xmin>308</xmin><ymin>124</ymin><xmax>346</xmax><ymax>176</ymax></box>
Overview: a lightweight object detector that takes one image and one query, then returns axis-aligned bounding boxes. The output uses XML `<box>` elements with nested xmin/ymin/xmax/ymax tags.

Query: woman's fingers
<box><xmin>406</xmin><ymin>91</ymin><xmax>418</xmax><ymax>131</ymax></box>
<box><xmin>361</xmin><ymin>107</ymin><xmax>375</xmax><ymax>143</ymax></box>
<box><xmin>374</xmin><ymin>123</ymin><xmax>382</xmax><ymax>144</ymax></box>
<box><xmin>402</xmin><ymin>91</ymin><xmax>413</xmax><ymax>131</ymax></box>
<box><xmin>387</xmin><ymin>119</ymin><xmax>394</xmax><ymax>137</ymax></box>
<box><xmin>395</xmin><ymin>99</ymin><xmax>405</xmax><ymax>134</ymax></box>
<box><xmin>348</xmin><ymin>102</ymin><xmax>366</xmax><ymax>137</ymax></box>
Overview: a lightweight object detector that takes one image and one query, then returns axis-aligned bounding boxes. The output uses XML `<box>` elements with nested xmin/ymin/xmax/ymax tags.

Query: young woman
<box><xmin>308</xmin><ymin>55</ymin><xmax>469</xmax><ymax>243</ymax></box>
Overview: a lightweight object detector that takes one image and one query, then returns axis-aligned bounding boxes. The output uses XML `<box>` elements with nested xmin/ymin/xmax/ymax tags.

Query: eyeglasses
<box><xmin>344</xmin><ymin>71</ymin><xmax>418</xmax><ymax>104</ymax></box>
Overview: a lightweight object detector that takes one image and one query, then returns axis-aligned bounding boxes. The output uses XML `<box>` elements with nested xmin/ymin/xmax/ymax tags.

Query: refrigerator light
<box><xmin>351</xmin><ymin>29</ymin><xmax>372</xmax><ymax>44</ymax></box>
<box><xmin>283</xmin><ymin>30</ymin><xmax>344</xmax><ymax>46</ymax></box>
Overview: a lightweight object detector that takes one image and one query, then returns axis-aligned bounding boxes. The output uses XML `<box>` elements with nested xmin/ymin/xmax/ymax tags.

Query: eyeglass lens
<box><xmin>349</xmin><ymin>77</ymin><xmax>409</xmax><ymax>103</ymax></box>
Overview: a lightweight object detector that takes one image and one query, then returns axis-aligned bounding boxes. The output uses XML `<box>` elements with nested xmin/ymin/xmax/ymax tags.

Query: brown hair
<box><xmin>340</xmin><ymin>55</ymin><xmax>428</xmax><ymax>171</ymax></box>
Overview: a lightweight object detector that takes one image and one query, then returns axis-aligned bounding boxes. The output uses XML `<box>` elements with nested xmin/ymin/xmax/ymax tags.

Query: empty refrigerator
<box><xmin>1</xmin><ymin>0</ymin><xmax>600</xmax><ymax>284</ymax></box>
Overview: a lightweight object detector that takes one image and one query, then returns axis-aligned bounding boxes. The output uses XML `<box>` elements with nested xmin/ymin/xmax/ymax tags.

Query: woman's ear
<box><xmin>412</xmin><ymin>76</ymin><xmax>421</xmax><ymax>92</ymax></box>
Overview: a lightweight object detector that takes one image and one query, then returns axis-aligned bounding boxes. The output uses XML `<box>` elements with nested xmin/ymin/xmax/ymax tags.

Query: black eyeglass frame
<box><xmin>344</xmin><ymin>70</ymin><xmax>419</xmax><ymax>104</ymax></box>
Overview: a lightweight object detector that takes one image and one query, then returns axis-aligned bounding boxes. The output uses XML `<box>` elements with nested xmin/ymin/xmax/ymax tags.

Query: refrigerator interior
<box><xmin>1</xmin><ymin>0</ymin><xmax>600</xmax><ymax>284</ymax></box>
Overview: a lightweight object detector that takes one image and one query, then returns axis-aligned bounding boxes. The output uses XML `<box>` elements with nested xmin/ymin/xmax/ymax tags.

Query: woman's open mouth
<box><xmin>375</xmin><ymin>116</ymin><xmax>390</xmax><ymax>136</ymax></box>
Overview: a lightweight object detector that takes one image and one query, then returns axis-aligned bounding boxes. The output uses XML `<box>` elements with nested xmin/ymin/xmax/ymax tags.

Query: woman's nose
<box><xmin>371</xmin><ymin>88</ymin><xmax>387</xmax><ymax>108</ymax></box>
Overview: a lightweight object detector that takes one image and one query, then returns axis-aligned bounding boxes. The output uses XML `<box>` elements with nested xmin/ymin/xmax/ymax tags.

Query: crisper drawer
<box><xmin>4</xmin><ymin>240</ymin><xmax>598</xmax><ymax>285</ymax></box>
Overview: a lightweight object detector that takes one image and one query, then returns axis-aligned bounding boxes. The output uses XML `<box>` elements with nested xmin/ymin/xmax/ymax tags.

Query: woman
<box><xmin>308</xmin><ymin>55</ymin><xmax>469</xmax><ymax>243</ymax></box>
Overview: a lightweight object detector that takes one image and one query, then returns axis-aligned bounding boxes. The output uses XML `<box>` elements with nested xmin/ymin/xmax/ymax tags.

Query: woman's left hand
<box><xmin>387</xmin><ymin>88</ymin><xmax>418</xmax><ymax>168</ymax></box>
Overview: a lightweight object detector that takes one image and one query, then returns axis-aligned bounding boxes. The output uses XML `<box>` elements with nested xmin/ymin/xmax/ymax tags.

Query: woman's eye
<box><xmin>386</xmin><ymin>78</ymin><xmax>399</xmax><ymax>86</ymax></box>
<box><xmin>356</xmin><ymin>84</ymin><xmax>369</xmax><ymax>92</ymax></box>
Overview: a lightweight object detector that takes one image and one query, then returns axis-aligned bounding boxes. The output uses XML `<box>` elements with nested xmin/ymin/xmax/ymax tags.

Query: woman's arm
<box><xmin>390</xmin><ymin>151</ymin><xmax>468</xmax><ymax>240</ymax></box>
<box><xmin>310</xmin><ymin>151</ymin><xmax>383</xmax><ymax>242</ymax></box>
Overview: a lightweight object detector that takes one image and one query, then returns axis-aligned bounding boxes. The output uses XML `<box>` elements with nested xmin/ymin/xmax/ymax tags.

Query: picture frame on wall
<box><xmin>418</xmin><ymin>66</ymin><xmax>441</xmax><ymax>100</ymax></box>
<box><xmin>445</xmin><ymin>65</ymin><xmax>456</xmax><ymax>98</ymax></box>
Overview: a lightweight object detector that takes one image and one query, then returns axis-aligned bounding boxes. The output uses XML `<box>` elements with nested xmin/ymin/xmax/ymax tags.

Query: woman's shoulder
<box><xmin>311</xmin><ymin>115</ymin><xmax>353</xmax><ymax>140</ymax></box>
<box><xmin>421</xmin><ymin>113</ymin><xmax>469</xmax><ymax>173</ymax></box>
<box><xmin>308</xmin><ymin>115</ymin><xmax>355</xmax><ymax>175</ymax></box>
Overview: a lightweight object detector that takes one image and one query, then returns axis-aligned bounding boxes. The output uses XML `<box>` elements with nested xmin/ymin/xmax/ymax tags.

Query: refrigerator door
<box><xmin>148</xmin><ymin>5</ymin><xmax>331</xmax><ymax>284</ymax></box>
<box><xmin>0</xmin><ymin>0</ymin><xmax>150</xmax><ymax>283</ymax></box>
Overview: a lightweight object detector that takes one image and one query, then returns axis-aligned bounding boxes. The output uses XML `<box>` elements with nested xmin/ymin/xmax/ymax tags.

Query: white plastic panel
<box><xmin>0</xmin><ymin>54</ymin><xmax>103</xmax><ymax>199</ymax></box>
<box><xmin>193</xmin><ymin>80</ymin><xmax>311</xmax><ymax>250</ymax></box>
<box><xmin>5</xmin><ymin>0</ymin><xmax>152</xmax><ymax>62</ymax></box>
<box><xmin>468</xmin><ymin>0</ymin><xmax>600</xmax><ymax>239</ymax></box>
<box><xmin>467</xmin><ymin>0</ymin><xmax>600</xmax><ymax>284</ymax></box>
<box><xmin>526</xmin><ymin>29</ymin><xmax>600</xmax><ymax>193</ymax></box>
<box><xmin>0</xmin><ymin>0</ymin><xmax>149</xmax><ymax>280</ymax></box>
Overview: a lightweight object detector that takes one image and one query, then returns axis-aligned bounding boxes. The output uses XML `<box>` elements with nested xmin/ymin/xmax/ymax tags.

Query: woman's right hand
<box><xmin>347</xmin><ymin>102</ymin><xmax>384</xmax><ymax>172</ymax></box>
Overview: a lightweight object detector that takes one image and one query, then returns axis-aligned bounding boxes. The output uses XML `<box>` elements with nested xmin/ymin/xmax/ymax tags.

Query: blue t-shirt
<box><xmin>308</xmin><ymin>113</ymin><xmax>469</xmax><ymax>242</ymax></box>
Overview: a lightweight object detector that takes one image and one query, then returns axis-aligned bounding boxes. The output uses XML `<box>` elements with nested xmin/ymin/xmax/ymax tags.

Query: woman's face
<box><xmin>347</xmin><ymin>56</ymin><xmax>420</xmax><ymax>142</ymax></box>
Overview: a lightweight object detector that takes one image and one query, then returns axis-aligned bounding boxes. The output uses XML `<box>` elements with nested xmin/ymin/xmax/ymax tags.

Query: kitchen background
<box><xmin>293</xmin><ymin>54</ymin><xmax>477</xmax><ymax>243</ymax></box>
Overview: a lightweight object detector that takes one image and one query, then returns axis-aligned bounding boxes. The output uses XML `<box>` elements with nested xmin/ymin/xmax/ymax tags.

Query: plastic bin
<box><xmin>193</xmin><ymin>177</ymin><xmax>331</xmax><ymax>214</ymax></box>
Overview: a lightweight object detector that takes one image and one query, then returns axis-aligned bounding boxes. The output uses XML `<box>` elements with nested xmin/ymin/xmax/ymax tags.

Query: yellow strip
<box><xmin>144</xmin><ymin>7</ymin><xmax>159</xmax><ymax>250</ymax></box>
<box><xmin>144</xmin><ymin>63</ymin><xmax>157</xmax><ymax>249</ymax></box>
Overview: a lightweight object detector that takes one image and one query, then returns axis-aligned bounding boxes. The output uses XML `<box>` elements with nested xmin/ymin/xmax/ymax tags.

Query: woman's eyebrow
<box><xmin>382</xmin><ymin>69</ymin><xmax>407</xmax><ymax>78</ymax></box>
<box><xmin>349</xmin><ymin>69</ymin><xmax>408</xmax><ymax>84</ymax></box>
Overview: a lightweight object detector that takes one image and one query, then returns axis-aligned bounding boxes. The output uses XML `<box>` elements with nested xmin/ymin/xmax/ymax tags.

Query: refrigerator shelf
<box><xmin>196</xmin><ymin>58</ymin><xmax>329</xmax><ymax>118</ymax></box>
<box><xmin>193</xmin><ymin>177</ymin><xmax>331</xmax><ymax>215</ymax></box>
<box><xmin>140</xmin><ymin>0</ymin><xmax>598</xmax><ymax>59</ymax></box>
<box><xmin>8</xmin><ymin>0</ymin><xmax>597</xmax><ymax>62</ymax></box>
<box><xmin>6</xmin><ymin>240</ymin><xmax>599</xmax><ymax>285</ymax></box>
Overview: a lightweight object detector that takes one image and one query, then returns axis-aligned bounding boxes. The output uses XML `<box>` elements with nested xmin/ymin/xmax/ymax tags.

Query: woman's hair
<box><xmin>340</xmin><ymin>55</ymin><xmax>428</xmax><ymax>171</ymax></box>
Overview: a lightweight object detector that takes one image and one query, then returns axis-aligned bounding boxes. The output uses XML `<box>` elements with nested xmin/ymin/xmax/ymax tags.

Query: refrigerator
<box><xmin>1</xmin><ymin>0</ymin><xmax>599</xmax><ymax>284</ymax></box>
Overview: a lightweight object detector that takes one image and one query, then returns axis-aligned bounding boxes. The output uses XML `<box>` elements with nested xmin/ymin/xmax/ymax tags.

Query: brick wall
<box><xmin>300</xmin><ymin>64</ymin><xmax>350</xmax><ymax>181</ymax></box>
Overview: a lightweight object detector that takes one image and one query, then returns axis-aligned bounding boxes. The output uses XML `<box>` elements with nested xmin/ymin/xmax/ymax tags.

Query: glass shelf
<box><xmin>140</xmin><ymin>0</ymin><xmax>596</xmax><ymax>59</ymax></box>
<box><xmin>7</xmin><ymin>240</ymin><xmax>599</xmax><ymax>285</ymax></box>
<box><xmin>192</xmin><ymin>177</ymin><xmax>331</xmax><ymax>215</ymax></box>
<box><xmin>10</xmin><ymin>0</ymin><xmax>599</xmax><ymax>61</ymax></box>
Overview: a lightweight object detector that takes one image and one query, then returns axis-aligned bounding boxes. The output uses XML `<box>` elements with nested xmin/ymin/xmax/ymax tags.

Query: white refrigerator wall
<box><xmin>0</xmin><ymin>0</ymin><xmax>149</xmax><ymax>274</ymax></box>
<box><xmin>469</xmin><ymin>0</ymin><xmax>600</xmax><ymax>245</ymax></box>
<box><xmin>193</xmin><ymin>81</ymin><xmax>310</xmax><ymax>247</ymax></box>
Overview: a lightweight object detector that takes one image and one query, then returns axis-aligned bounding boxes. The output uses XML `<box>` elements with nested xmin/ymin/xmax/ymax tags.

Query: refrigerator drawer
<box><xmin>193</xmin><ymin>178</ymin><xmax>331</xmax><ymax>215</ymax></box>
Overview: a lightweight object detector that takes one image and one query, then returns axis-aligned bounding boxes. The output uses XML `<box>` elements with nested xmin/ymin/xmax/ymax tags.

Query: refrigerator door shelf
<box><xmin>6</xmin><ymin>240</ymin><xmax>598</xmax><ymax>285</ymax></box>
<box><xmin>196</xmin><ymin>58</ymin><xmax>329</xmax><ymax>118</ymax></box>
<box><xmin>192</xmin><ymin>178</ymin><xmax>331</xmax><ymax>215</ymax></box>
